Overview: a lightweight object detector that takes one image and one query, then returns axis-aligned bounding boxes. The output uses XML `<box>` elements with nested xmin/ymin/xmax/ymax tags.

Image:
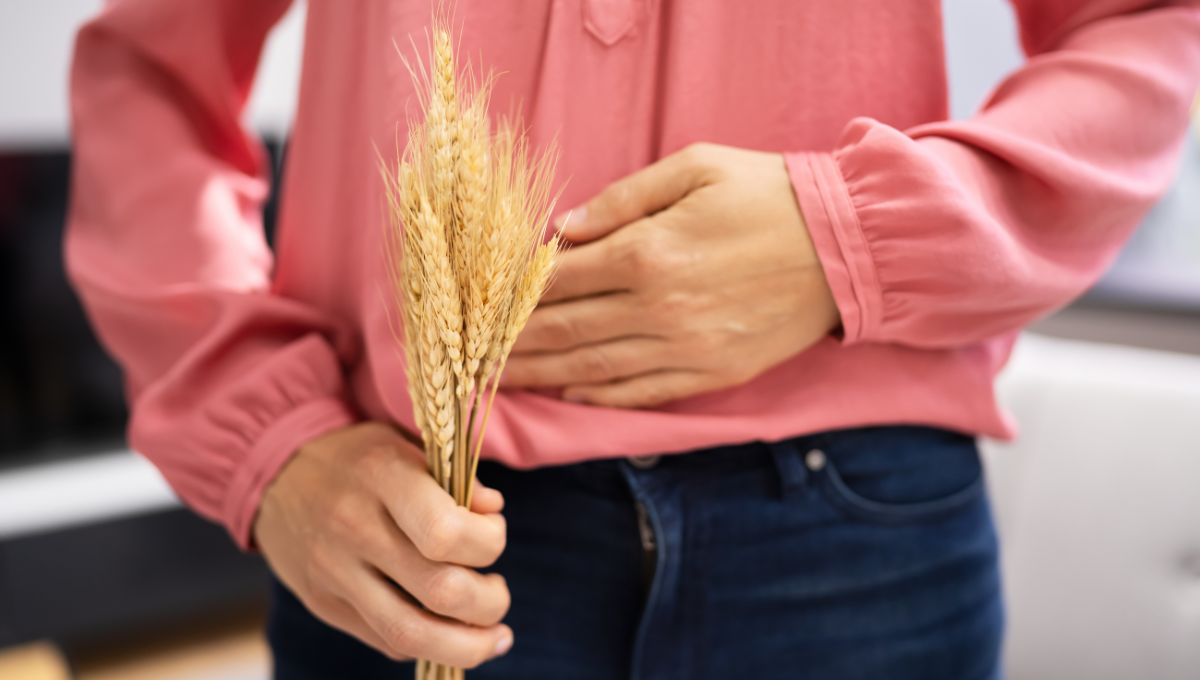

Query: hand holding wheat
<box><xmin>253</xmin><ymin>423</ymin><xmax>513</xmax><ymax>668</ymax></box>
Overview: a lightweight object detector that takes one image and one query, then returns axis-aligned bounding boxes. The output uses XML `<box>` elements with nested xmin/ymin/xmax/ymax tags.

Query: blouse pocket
<box><xmin>583</xmin><ymin>0</ymin><xmax>640</xmax><ymax>46</ymax></box>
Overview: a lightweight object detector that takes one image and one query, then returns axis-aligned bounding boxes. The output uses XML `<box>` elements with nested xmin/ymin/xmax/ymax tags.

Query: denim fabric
<box><xmin>268</xmin><ymin>426</ymin><xmax>1004</xmax><ymax>680</ymax></box>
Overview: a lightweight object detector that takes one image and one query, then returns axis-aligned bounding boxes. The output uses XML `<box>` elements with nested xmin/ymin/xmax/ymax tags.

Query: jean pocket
<box><xmin>810</xmin><ymin>427</ymin><xmax>986</xmax><ymax>526</ymax></box>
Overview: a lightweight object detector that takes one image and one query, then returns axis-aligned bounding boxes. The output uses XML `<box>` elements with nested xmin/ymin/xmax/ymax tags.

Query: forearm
<box><xmin>69</xmin><ymin>0</ymin><xmax>359</xmax><ymax>547</ymax></box>
<box><xmin>791</xmin><ymin>1</ymin><xmax>1200</xmax><ymax>349</ymax></box>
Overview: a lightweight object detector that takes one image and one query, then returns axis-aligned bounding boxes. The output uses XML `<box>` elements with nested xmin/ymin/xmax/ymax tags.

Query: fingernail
<box><xmin>553</xmin><ymin>206</ymin><xmax>587</xmax><ymax>231</ymax></box>
<box><xmin>493</xmin><ymin>635</ymin><xmax>513</xmax><ymax>658</ymax></box>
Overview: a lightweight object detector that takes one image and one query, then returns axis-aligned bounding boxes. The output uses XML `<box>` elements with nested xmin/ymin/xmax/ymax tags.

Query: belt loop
<box><xmin>768</xmin><ymin>440</ymin><xmax>808</xmax><ymax>500</ymax></box>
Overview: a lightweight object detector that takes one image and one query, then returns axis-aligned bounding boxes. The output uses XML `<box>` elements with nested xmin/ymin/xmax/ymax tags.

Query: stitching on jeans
<box><xmin>816</xmin><ymin>454</ymin><xmax>985</xmax><ymax>526</ymax></box>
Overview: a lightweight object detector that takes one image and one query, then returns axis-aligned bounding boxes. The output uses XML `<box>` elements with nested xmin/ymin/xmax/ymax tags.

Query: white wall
<box><xmin>942</xmin><ymin>0</ymin><xmax>1023</xmax><ymax>119</ymax></box>
<box><xmin>245</xmin><ymin>1</ymin><xmax>307</xmax><ymax>139</ymax></box>
<box><xmin>0</xmin><ymin>0</ymin><xmax>104</xmax><ymax>148</ymax></box>
<box><xmin>0</xmin><ymin>0</ymin><xmax>306</xmax><ymax>149</ymax></box>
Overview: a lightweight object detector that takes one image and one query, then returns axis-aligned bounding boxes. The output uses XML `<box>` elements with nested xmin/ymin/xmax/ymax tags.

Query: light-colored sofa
<box><xmin>982</xmin><ymin>333</ymin><xmax>1200</xmax><ymax>679</ymax></box>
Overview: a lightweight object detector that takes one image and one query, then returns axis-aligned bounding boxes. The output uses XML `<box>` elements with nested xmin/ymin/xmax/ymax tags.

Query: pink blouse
<box><xmin>68</xmin><ymin>0</ymin><xmax>1200</xmax><ymax>547</ymax></box>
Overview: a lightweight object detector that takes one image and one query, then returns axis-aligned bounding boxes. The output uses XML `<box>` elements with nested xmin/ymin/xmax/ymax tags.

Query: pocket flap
<box><xmin>583</xmin><ymin>0</ymin><xmax>640</xmax><ymax>46</ymax></box>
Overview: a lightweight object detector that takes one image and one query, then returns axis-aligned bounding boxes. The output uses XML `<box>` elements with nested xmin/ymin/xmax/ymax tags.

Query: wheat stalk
<box><xmin>382</xmin><ymin>12</ymin><xmax>561</xmax><ymax>679</ymax></box>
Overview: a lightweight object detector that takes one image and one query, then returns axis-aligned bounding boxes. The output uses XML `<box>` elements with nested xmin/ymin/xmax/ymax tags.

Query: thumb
<box><xmin>554</xmin><ymin>145</ymin><xmax>709</xmax><ymax>243</ymax></box>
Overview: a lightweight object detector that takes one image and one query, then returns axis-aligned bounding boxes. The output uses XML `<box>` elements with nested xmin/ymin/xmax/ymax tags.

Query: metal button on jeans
<box><xmin>805</xmin><ymin>449</ymin><xmax>827</xmax><ymax>471</ymax></box>
<box><xmin>628</xmin><ymin>455</ymin><xmax>661</xmax><ymax>469</ymax></box>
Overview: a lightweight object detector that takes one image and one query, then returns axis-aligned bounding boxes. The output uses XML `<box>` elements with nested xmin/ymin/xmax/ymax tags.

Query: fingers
<box><xmin>502</xmin><ymin>337</ymin><xmax>671</xmax><ymax>389</ymax></box>
<box><xmin>538</xmin><ymin>238</ymin><xmax>631</xmax><ymax>303</ymax></box>
<box><xmin>358</xmin><ymin>445</ymin><xmax>507</xmax><ymax>568</ymax></box>
<box><xmin>554</xmin><ymin>144</ymin><xmax>713</xmax><ymax>243</ymax></box>
<box><xmin>561</xmin><ymin>369</ymin><xmax>714</xmax><ymax>409</ymax></box>
<box><xmin>351</xmin><ymin>568</ymin><xmax>513</xmax><ymax>669</ymax></box>
<box><xmin>307</xmin><ymin>591</ymin><xmax>408</xmax><ymax>661</ymax></box>
<box><xmin>355</xmin><ymin>512</ymin><xmax>511</xmax><ymax>627</ymax></box>
<box><xmin>348</xmin><ymin>441</ymin><xmax>511</xmax><ymax>625</ymax></box>
<box><xmin>511</xmin><ymin>293</ymin><xmax>648</xmax><ymax>353</ymax></box>
<box><xmin>469</xmin><ymin>481</ymin><xmax>504</xmax><ymax>515</ymax></box>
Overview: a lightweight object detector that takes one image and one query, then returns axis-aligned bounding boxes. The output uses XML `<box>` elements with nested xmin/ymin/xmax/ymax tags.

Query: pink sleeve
<box><xmin>67</xmin><ymin>0</ymin><xmax>358</xmax><ymax>548</ymax></box>
<box><xmin>787</xmin><ymin>0</ymin><xmax>1200</xmax><ymax>348</ymax></box>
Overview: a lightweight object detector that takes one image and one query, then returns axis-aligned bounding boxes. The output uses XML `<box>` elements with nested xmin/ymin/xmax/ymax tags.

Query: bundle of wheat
<box><xmin>379</xmin><ymin>14</ymin><xmax>561</xmax><ymax>680</ymax></box>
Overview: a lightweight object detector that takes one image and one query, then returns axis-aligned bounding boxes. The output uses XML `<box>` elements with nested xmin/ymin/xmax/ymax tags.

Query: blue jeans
<box><xmin>268</xmin><ymin>426</ymin><xmax>1003</xmax><ymax>679</ymax></box>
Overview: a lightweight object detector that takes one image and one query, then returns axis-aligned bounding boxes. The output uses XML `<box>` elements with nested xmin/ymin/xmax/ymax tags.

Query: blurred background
<box><xmin>0</xmin><ymin>1</ymin><xmax>1197</xmax><ymax>679</ymax></box>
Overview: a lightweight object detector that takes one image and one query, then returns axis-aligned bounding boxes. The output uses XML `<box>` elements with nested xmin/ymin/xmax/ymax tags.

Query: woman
<box><xmin>68</xmin><ymin>1</ymin><xmax>1200</xmax><ymax>678</ymax></box>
